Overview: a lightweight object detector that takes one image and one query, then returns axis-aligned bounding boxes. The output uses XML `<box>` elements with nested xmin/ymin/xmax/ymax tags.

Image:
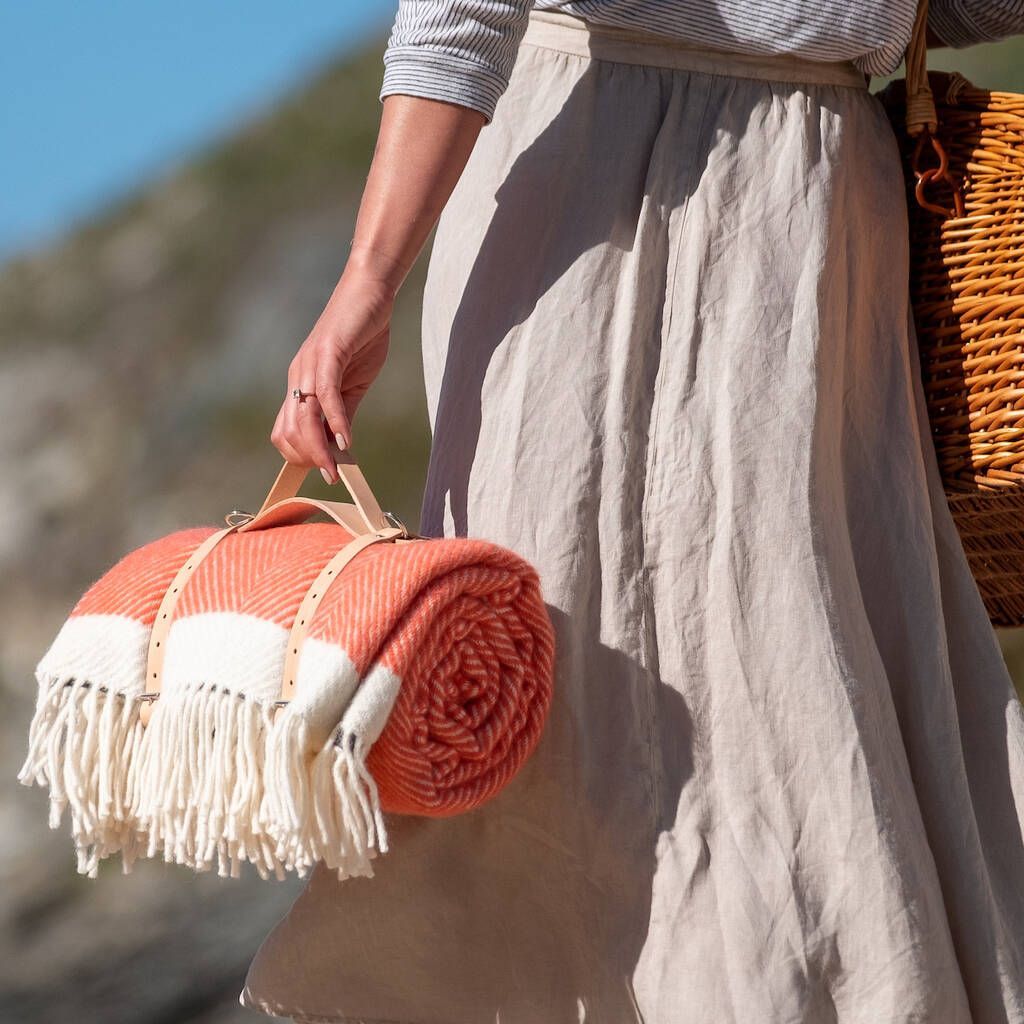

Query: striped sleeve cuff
<box><xmin>928</xmin><ymin>0</ymin><xmax>1024</xmax><ymax>47</ymax></box>
<box><xmin>380</xmin><ymin>46</ymin><xmax>510</xmax><ymax>122</ymax></box>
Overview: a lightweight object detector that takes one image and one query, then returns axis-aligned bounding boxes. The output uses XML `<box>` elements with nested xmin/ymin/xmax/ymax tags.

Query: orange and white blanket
<box><xmin>17</xmin><ymin>522</ymin><xmax>555</xmax><ymax>882</ymax></box>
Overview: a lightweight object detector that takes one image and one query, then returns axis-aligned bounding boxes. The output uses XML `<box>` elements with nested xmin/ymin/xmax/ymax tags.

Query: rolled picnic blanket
<box><xmin>16</xmin><ymin>457</ymin><xmax>556</xmax><ymax>882</ymax></box>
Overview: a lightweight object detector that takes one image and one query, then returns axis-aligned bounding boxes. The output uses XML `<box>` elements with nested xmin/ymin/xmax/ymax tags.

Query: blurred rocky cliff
<box><xmin>0</xmin><ymin>33</ymin><xmax>433</xmax><ymax>1024</ymax></box>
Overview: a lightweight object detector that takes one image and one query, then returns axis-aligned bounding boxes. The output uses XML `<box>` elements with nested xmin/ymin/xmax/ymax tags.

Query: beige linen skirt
<box><xmin>242</xmin><ymin>10</ymin><xmax>1024</xmax><ymax>1023</ymax></box>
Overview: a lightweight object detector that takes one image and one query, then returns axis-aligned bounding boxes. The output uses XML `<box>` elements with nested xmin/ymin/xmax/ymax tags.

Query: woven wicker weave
<box><xmin>878</xmin><ymin>0</ymin><xmax>1024</xmax><ymax>627</ymax></box>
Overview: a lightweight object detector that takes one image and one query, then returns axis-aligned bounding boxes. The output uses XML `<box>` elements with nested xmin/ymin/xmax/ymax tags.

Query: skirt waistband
<box><xmin>521</xmin><ymin>10</ymin><xmax>870</xmax><ymax>89</ymax></box>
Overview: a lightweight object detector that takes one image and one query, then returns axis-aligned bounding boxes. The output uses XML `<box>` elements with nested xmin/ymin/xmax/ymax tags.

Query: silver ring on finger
<box><xmin>291</xmin><ymin>387</ymin><xmax>316</xmax><ymax>403</ymax></box>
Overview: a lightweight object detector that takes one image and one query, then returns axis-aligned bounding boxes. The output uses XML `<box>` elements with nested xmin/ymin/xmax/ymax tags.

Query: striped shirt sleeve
<box><xmin>929</xmin><ymin>0</ymin><xmax>1024</xmax><ymax>47</ymax></box>
<box><xmin>379</xmin><ymin>0</ymin><xmax>534</xmax><ymax>123</ymax></box>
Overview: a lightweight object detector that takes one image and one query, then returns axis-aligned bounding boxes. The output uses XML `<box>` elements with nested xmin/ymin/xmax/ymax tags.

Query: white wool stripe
<box><xmin>36</xmin><ymin>614</ymin><xmax>151</xmax><ymax>697</ymax></box>
<box><xmin>338</xmin><ymin>664</ymin><xmax>403</xmax><ymax>747</ymax></box>
<box><xmin>161</xmin><ymin>612</ymin><xmax>290</xmax><ymax>702</ymax></box>
<box><xmin>159</xmin><ymin>613</ymin><xmax>361</xmax><ymax>734</ymax></box>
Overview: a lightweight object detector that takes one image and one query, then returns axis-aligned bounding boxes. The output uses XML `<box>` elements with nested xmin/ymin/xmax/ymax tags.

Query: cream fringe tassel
<box><xmin>17</xmin><ymin>674</ymin><xmax>390</xmax><ymax>881</ymax></box>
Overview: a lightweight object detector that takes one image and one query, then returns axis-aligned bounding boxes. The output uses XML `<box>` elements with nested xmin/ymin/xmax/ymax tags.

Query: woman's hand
<box><xmin>270</xmin><ymin>245</ymin><xmax>399</xmax><ymax>484</ymax></box>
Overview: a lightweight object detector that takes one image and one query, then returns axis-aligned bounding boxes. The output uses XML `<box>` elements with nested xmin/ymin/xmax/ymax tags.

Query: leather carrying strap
<box><xmin>139</xmin><ymin>453</ymin><xmax>417</xmax><ymax>726</ymax></box>
<box><xmin>274</xmin><ymin>525</ymin><xmax>408</xmax><ymax>723</ymax></box>
<box><xmin>140</xmin><ymin>523</ymin><xmax>241</xmax><ymax>726</ymax></box>
<box><xmin>257</xmin><ymin>451</ymin><xmax>390</xmax><ymax>534</ymax></box>
<box><xmin>237</xmin><ymin>495</ymin><xmax>372</xmax><ymax>536</ymax></box>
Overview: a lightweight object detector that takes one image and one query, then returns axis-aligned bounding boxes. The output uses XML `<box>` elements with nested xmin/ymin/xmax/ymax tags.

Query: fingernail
<box><xmin>320</xmin><ymin>467</ymin><xmax>333</xmax><ymax>484</ymax></box>
<box><xmin>335</xmin><ymin>432</ymin><xmax>349</xmax><ymax>451</ymax></box>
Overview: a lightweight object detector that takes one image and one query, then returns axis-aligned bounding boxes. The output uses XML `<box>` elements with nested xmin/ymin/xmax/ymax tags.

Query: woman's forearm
<box><xmin>270</xmin><ymin>94</ymin><xmax>487</xmax><ymax>478</ymax></box>
<box><xmin>345</xmin><ymin>94</ymin><xmax>488</xmax><ymax>298</ymax></box>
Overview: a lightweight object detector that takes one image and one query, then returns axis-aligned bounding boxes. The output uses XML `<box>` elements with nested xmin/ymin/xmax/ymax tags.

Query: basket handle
<box><xmin>905</xmin><ymin>0</ymin><xmax>938</xmax><ymax>137</ymax></box>
<box><xmin>903</xmin><ymin>0</ymin><xmax>967</xmax><ymax>217</ymax></box>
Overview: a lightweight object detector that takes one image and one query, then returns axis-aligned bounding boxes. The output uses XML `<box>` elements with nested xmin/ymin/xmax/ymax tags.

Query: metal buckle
<box><xmin>224</xmin><ymin>508</ymin><xmax>255</xmax><ymax>527</ymax></box>
<box><xmin>383</xmin><ymin>510</ymin><xmax>410</xmax><ymax>538</ymax></box>
<box><xmin>137</xmin><ymin>692</ymin><xmax>160</xmax><ymax>704</ymax></box>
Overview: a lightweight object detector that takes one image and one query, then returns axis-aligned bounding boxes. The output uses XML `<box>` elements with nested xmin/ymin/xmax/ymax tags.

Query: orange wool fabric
<box><xmin>18</xmin><ymin>519</ymin><xmax>556</xmax><ymax>880</ymax></box>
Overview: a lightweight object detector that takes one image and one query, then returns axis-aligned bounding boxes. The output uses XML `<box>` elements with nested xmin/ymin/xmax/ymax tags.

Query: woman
<box><xmin>248</xmin><ymin>2</ymin><xmax>1024</xmax><ymax>1021</ymax></box>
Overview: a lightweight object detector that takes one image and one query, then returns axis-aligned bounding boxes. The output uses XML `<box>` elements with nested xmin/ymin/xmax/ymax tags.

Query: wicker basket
<box><xmin>877</xmin><ymin>0</ymin><xmax>1024</xmax><ymax>627</ymax></box>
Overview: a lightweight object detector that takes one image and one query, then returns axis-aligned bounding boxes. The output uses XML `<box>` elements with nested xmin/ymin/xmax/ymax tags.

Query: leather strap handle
<box><xmin>257</xmin><ymin>450</ymin><xmax>390</xmax><ymax>535</ymax></box>
<box><xmin>236</xmin><ymin>496</ymin><xmax>373</xmax><ymax>537</ymax></box>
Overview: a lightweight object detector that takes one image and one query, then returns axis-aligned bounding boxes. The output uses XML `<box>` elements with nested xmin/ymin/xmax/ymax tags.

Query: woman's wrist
<box><xmin>345</xmin><ymin>240</ymin><xmax>409</xmax><ymax>299</ymax></box>
<box><xmin>311</xmin><ymin>247</ymin><xmax>398</xmax><ymax>342</ymax></box>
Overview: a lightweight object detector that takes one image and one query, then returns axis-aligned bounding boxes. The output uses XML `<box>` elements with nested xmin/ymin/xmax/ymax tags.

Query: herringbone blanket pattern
<box><xmin>17</xmin><ymin>521</ymin><xmax>556</xmax><ymax>882</ymax></box>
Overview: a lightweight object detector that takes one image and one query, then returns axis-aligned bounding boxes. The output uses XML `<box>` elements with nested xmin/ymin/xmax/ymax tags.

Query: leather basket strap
<box><xmin>140</xmin><ymin>523</ymin><xmax>241</xmax><ymax>726</ymax></box>
<box><xmin>274</xmin><ymin>525</ymin><xmax>409</xmax><ymax>723</ymax></box>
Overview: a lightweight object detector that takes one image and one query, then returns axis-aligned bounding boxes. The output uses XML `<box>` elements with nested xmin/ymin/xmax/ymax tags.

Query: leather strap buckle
<box><xmin>382</xmin><ymin>510</ymin><xmax>412</xmax><ymax>538</ymax></box>
<box><xmin>224</xmin><ymin>509</ymin><xmax>255</xmax><ymax>527</ymax></box>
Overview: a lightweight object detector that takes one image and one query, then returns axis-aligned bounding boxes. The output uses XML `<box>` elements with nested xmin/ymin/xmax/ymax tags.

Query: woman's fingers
<box><xmin>269</xmin><ymin>401</ymin><xmax>306</xmax><ymax>467</ymax></box>
<box><xmin>326</xmin><ymin>326</ymin><xmax>390</xmax><ymax>451</ymax></box>
<box><xmin>270</xmin><ymin>348</ymin><xmax>338</xmax><ymax>483</ymax></box>
<box><xmin>294</xmin><ymin>394</ymin><xmax>338</xmax><ymax>484</ymax></box>
<box><xmin>314</xmin><ymin>344</ymin><xmax>353</xmax><ymax>453</ymax></box>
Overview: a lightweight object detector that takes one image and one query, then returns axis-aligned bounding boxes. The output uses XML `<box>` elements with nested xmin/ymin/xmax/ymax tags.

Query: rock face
<box><xmin>0</xmin><ymin>34</ymin><xmax>433</xmax><ymax>1024</ymax></box>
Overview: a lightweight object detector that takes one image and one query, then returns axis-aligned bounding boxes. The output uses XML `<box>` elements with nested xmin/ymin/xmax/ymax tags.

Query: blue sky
<box><xmin>1</xmin><ymin>1</ymin><xmax>397</xmax><ymax>260</ymax></box>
